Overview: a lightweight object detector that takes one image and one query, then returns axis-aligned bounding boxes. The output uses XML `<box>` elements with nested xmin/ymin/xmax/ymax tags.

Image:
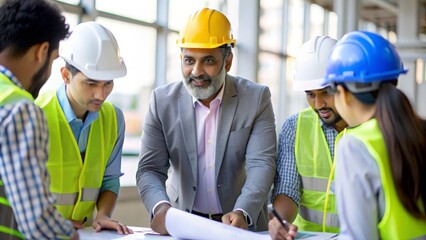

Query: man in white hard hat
<box><xmin>269</xmin><ymin>36</ymin><xmax>347</xmax><ymax>239</ymax></box>
<box><xmin>35</xmin><ymin>21</ymin><xmax>133</xmax><ymax>235</ymax></box>
<box><xmin>136</xmin><ymin>8</ymin><xmax>276</xmax><ymax>235</ymax></box>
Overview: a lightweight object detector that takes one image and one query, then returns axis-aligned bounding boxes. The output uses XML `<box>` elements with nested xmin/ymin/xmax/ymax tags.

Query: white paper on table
<box><xmin>78</xmin><ymin>226</ymin><xmax>156</xmax><ymax>240</ymax></box>
<box><xmin>165</xmin><ymin>208</ymin><xmax>270</xmax><ymax>240</ymax></box>
<box><xmin>295</xmin><ymin>231</ymin><xmax>338</xmax><ymax>240</ymax></box>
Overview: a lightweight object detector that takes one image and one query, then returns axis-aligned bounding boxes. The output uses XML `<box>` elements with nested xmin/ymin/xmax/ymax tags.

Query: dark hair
<box><xmin>65</xmin><ymin>61</ymin><xmax>80</xmax><ymax>76</ymax></box>
<box><xmin>374</xmin><ymin>81</ymin><xmax>426</xmax><ymax>219</ymax></box>
<box><xmin>0</xmin><ymin>0</ymin><xmax>69</xmax><ymax>56</ymax></box>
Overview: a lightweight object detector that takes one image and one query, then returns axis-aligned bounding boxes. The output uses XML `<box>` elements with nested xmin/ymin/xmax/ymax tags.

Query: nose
<box><xmin>93</xmin><ymin>86</ymin><xmax>107</xmax><ymax>101</ymax></box>
<box><xmin>191</xmin><ymin>61</ymin><xmax>205</xmax><ymax>77</ymax></box>
<box><xmin>315</xmin><ymin>96</ymin><xmax>326</xmax><ymax>109</ymax></box>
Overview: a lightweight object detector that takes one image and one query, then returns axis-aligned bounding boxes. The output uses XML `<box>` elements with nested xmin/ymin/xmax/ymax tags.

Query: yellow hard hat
<box><xmin>176</xmin><ymin>8</ymin><xmax>236</xmax><ymax>49</ymax></box>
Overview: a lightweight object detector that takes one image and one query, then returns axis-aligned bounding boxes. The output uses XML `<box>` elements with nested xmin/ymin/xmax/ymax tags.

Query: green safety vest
<box><xmin>348</xmin><ymin>118</ymin><xmax>426</xmax><ymax>239</ymax></box>
<box><xmin>293</xmin><ymin>108</ymin><xmax>339</xmax><ymax>233</ymax></box>
<box><xmin>35</xmin><ymin>90</ymin><xmax>117</xmax><ymax>222</ymax></box>
<box><xmin>0</xmin><ymin>73</ymin><xmax>31</xmax><ymax>240</ymax></box>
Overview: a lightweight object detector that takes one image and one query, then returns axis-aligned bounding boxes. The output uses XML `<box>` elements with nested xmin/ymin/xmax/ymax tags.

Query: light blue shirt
<box><xmin>56</xmin><ymin>84</ymin><xmax>124</xmax><ymax>195</ymax></box>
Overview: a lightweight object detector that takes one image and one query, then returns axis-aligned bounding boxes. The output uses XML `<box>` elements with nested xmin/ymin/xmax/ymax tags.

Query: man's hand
<box><xmin>268</xmin><ymin>217</ymin><xmax>298</xmax><ymax>240</ymax></box>
<box><xmin>92</xmin><ymin>216</ymin><xmax>134</xmax><ymax>235</ymax></box>
<box><xmin>151</xmin><ymin>203</ymin><xmax>171</xmax><ymax>235</ymax></box>
<box><xmin>221</xmin><ymin>210</ymin><xmax>248</xmax><ymax>230</ymax></box>
<box><xmin>71</xmin><ymin>220</ymin><xmax>85</xmax><ymax>229</ymax></box>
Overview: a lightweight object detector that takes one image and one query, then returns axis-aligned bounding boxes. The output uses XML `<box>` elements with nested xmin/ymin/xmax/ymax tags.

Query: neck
<box><xmin>349</xmin><ymin>104</ymin><xmax>376</xmax><ymax>127</ymax></box>
<box><xmin>333</xmin><ymin>120</ymin><xmax>348</xmax><ymax>133</ymax></box>
<box><xmin>0</xmin><ymin>54</ymin><xmax>32</xmax><ymax>90</ymax></box>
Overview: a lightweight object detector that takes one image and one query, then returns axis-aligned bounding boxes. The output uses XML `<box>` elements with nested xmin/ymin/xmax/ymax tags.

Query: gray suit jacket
<box><xmin>136</xmin><ymin>75</ymin><xmax>276</xmax><ymax>231</ymax></box>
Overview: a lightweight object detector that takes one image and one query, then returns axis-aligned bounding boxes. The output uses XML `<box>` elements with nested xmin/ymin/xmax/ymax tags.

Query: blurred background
<box><xmin>44</xmin><ymin>0</ymin><xmax>426</xmax><ymax>227</ymax></box>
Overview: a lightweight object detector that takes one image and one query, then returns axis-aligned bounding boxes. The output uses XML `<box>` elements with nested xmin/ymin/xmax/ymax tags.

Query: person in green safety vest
<box><xmin>0</xmin><ymin>0</ymin><xmax>79</xmax><ymax>239</ymax></box>
<box><xmin>35</xmin><ymin>22</ymin><xmax>133</xmax><ymax>235</ymax></box>
<box><xmin>323</xmin><ymin>31</ymin><xmax>426</xmax><ymax>239</ymax></box>
<box><xmin>269</xmin><ymin>36</ymin><xmax>348</xmax><ymax>240</ymax></box>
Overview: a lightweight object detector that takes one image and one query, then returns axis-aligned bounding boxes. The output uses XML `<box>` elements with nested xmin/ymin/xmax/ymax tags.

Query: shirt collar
<box><xmin>319</xmin><ymin>118</ymin><xmax>339</xmax><ymax>134</ymax></box>
<box><xmin>192</xmin><ymin>81</ymin><xmax>226</xmax><ymax>108</ymax></box>
<box><xmin>0</xmin><ymin>65</ymin><xmax>24</xmax><ymax>90</ymax></box>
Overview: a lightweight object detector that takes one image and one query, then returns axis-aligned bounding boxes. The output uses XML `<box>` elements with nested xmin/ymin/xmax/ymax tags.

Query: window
<box><xmin>259</xmin><ymin>0</ymin><xmax>283</xmax><ymax>52</ymax></box>
<box><xmin>96</xmin><ymin>0</ymin><xmax>156</xmax><ymax>23</ymax></box>
<box><xmin>309</xmin><ymin>4</ymin><xmax>324</xmax><ymax>38</ymax></box>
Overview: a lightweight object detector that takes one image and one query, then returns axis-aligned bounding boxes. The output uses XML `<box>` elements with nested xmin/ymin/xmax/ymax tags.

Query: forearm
<box><xmin>96</xmin><ymin>190</ymin><xmax>118</xmax><ymax>218</ymax></box>
<box><xmin>273</xmin><ymin>194</ymin><xmax>298</xmax><ymax>223</ymax></box>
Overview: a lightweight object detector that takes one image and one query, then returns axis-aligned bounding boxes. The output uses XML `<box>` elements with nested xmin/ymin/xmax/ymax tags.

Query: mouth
<box><xmin>190</xmin><ymin>78</ymin><xmax>210</xmax><ymax>88</ymax></box>
<box><xmin>90</xmin><ymin>101</ymin><xmax>103</xmax><ymax>108</ymax></box>
<box><xmin>317</xmin><ymin>109</ymin><xmax>331</xmax><ymax>119</ymax></box>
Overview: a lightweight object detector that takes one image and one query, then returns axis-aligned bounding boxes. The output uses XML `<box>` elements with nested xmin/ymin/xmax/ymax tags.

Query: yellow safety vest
<box><xmin>35</xmin><ymin>90</ymin><xmax>117</xmax><ymax>222</ymax></box>
<box><xmin>347</xmin><ymin>118</ymin><xmax>426</xmax><ymax>239</ymax></box>
<box><xmin>293</xmin><ymin>108</ymin><xmax>339</xmax><ymax>233</ymax></box>
<box><xmin>0</xmin><ymin>73</ymin><xmax>31</xmax><ymax>240</ymax></box>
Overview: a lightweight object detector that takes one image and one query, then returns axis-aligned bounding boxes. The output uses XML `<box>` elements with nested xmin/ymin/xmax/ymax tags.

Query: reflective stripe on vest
<box><xmin>299</xmin><ymin>205</ymin><xmax>339</xmax><ymax>227</ymax></box>
<box><xmin>35</xmin><ymin>90</ymin><xmax>117</xmax><ymax>222</ymax></box>
<box><xmin>52</xmin><ymin>188</ymin><xmax>100</xmax><ymax>205</ymax></box>
<box><xmin>293</xmin><ymin>108</ymin><xmax>339</xmax><ymax>233</ymax></box>
<box><xmin>0</xmin><ymin>74</ymin><xmax>29</xmax><ymax>240</ymax></box>
<box><xmin>348</xmin><ymin>119</ymin><xmax>426</xmax><ymax>239</ymax></box>
<box><xmin>300</xmin><ymin>176</ymin><xmax>334</xmax><ymax>192</ymax></box>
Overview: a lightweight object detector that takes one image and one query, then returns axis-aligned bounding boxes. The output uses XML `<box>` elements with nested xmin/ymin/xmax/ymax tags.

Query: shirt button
<box><xmin>192</xmin><ymin>186</ymin><xmax>196</xmax><ymax>191</ymax></box>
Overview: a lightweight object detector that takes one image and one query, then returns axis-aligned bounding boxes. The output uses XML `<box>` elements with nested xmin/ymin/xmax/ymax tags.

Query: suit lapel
<box><xmin>215</xmin><ymin>76</ymin><xmax>238</xmax><ymax>179</ymax></box>
<box><xmin>178</xmin><ymin>87</ymin><xmax>198</xmax><ymax>184</ymax></box>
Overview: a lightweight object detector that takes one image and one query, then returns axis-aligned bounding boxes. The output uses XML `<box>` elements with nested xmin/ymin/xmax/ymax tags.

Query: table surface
<box><xmin>78</xmin><ymin>226</ymin><xmax>338</xmax><ymax>240</ymax></box>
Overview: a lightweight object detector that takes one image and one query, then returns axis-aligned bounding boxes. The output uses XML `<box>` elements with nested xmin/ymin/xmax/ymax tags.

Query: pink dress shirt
<box><xmin>192</xmin><ymin>84</ymin><xmax>225</xmax><ymax>214</ymax></box>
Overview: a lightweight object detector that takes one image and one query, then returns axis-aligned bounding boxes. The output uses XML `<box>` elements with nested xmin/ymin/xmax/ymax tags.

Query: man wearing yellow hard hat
<box><xmin>136</xmin><ymin>8</ymin><xmax>276</xmax><ymax>234</ymax></box>
<box><xmin>35</xmin><ymin>22</ymin><xmax>133</xmax><ymax>235</ymax></box>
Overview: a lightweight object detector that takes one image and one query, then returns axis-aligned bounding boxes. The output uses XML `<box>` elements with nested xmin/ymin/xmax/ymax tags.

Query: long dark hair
<box><xmin>374</xmin><ymin>81</ymin><xmax>426</xmax><ymax>219</ymax></box>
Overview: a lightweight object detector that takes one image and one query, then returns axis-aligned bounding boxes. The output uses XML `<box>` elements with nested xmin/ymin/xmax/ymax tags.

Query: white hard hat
<box><xmin>293</xmin><ymin>36</ymin><xmax>337</xmax><ymax>91</ymax></box>
<box><xmin>60</xmin><ymin>21</ymin><xmax>127</xmax><ymax>80</ymax></box>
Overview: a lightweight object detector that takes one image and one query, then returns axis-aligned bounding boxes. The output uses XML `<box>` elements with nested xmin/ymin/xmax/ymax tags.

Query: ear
<box><xmin>35</xmin><ymin>42</ymin><xmax>49</xmax><ymax>63</ymax></box>
<box><xmin>336</xmin><ymin>85</ymin><xmax>351</xmax><ymax>107</ymax></box>
<box><xmin>225</xmin><ymin>52</ymin><xmax>233</xmax><ymax>72</ymax></box>
<box><xmin>60</xmin><ymin>67</ymin><xmax>71</xmax><ymax>84</ymax></box>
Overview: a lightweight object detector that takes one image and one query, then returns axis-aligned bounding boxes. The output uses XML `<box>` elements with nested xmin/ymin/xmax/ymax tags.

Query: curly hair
<box><xmin>0</xmin><ymin>0</ymin><xmax>70</xmax><ymax>56</ymax></box>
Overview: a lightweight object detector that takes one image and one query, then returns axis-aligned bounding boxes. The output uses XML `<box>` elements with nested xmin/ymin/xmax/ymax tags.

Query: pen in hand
<box><xmin>271</xmin><ymin>208</ymin><xmax>289</xmax><ymax>232</ymax></box>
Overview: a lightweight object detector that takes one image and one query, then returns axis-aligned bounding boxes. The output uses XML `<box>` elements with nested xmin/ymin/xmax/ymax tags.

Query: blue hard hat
<box><xmin>323</xmin><ymin>31</ymin><xmax>407</xmax><ymax>86</ymax></box>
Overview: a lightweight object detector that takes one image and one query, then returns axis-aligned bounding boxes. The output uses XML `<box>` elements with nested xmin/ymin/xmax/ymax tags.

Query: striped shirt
<box><xmin>272</xmin><ymin>112</ymin><xmax>338</xmax><ymax>205</ymax></box>
<box><xmin>0</xmin><ymin>66</ymin><xmax>75</xmax><ymax>239</ymax></box>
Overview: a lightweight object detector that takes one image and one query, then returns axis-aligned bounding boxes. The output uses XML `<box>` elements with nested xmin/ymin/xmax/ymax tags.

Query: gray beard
<box><xmin>183</xmin><ymin>65</ymin><xmax>226</xmax><ymax>100</ymax></box>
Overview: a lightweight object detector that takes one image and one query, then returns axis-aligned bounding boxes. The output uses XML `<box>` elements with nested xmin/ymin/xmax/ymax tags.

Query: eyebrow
<box><xmin>183</xmin><ymin>55</ymin><xmax>216</xmax><ymax>60</ymax></box>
